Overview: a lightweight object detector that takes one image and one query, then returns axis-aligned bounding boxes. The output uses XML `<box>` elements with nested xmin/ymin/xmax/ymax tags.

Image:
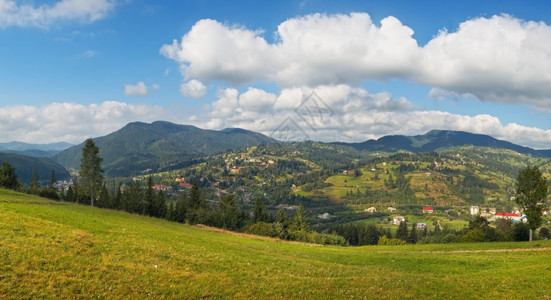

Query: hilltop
<box><xmin>1</xmin><ymin>188</ymin><xmax>551</xmax><ymax>298</ymax></box>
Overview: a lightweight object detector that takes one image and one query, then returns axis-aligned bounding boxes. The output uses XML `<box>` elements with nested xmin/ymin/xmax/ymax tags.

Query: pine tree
<box><xmin>112</xmin><ymin>187</ymin><xmax>122</xmax><ymax>210</ymax></box>
<box><xmin>166</xmin><ymin>201</ymin><xmax>176</xmax><ymax>221</ymax></box>
<box><xmin>65</xmin><ymin>185</ymin><xmax>75</xmax><ymax>202</ymax></box>
<box><xmin>396</xmin><ymin>221</ymin><xmax>408</xmax><ymax>241</ymax></box>
<box><xmin>407</xmin><ymin>223</ymin><xmax>418</xmax><ymax>244</ymax></box>
<box><xmin>30</xmin><ymin>168</ymin><xmax>39</xmax><ymax>192</ymax></box>
<box><xmin>189</xmin><ymin>182</ymin><xmax>204</xmax><ymax>210</ymax></box>
<box><xmin>218</xmin><ymin>194</ymin><xmax>239</xmax><ymax>230</ymax></box>
<box><xmin>155</xmin><ymin>190</ymin><xmax>167</xmax><ymax>218</ymax></box>
<box><xmin>0</xmin><ymin>161</ymin><xmax>19</xmax><ymax>190</ymax></box>
<box><xmin>292</xmin><ymin>204</ymin><xmax>309</xmax><ymax>232</ymax></box>
<box><xmin>253</xmin><ymin>198</ymin><xmax>271</xmax><ymax>223</ymax></box>
<box><xmin>79</xmin><ymin>139</ymin><xmax>104</xmax><ymax>206</ymax></box>
<box><xmin>97</xmin><ymin>185</ymin><xmax>109</xmax><ymax>208</ymax></box>
<box><xmin>49</xmin><ymin>170</ymin><xmax>56</xmax><ymax>189</ymax></box>
<box><xmin>174</xmin><ymin>191</ymin><xmax>188</xmax><ymax>223</ymax></box>
<box><xmin>144</xmin><ymin>176</ymin><xmax>155</xmax><ymax>216</ymax></box>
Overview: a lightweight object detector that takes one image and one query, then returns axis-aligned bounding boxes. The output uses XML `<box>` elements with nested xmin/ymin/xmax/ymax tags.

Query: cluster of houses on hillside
<box><xmin>469</xmin><ymin>205</ymin><xmax>538</xmax><ymax>223</ymax></box>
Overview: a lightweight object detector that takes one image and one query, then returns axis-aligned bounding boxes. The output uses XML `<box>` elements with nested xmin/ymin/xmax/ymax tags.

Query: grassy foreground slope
<box><xmin>1</xmin><ymin>189</ymin><xmax>551</xmax><ymax>299</ymax></box>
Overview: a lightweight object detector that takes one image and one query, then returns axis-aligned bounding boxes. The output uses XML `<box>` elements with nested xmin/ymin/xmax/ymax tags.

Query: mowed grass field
<box><xmin>1</xmin><ymin>189</ymin><xmax>551</xmax><ymax>299</ymax></box>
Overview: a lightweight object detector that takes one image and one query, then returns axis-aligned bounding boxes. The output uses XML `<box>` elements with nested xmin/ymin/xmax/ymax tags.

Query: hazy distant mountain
<box><xmin>0</xmin><ymin>152</ymin><xmax>71</xmax><ymax>185</ymax></box>
<box><xmin>0</xmin><ymin>141</ymin><xmax>74</xmax><ymax>157</ymax></box>
<box><xmin>334</xmin><ymin>130</ymin><xmax>551</xmax><ymax>157</ymax></box>
<box><xmin>53</xmin><ymin>121</ymin><xmax>276</xmax><ymax>177</ymax></box>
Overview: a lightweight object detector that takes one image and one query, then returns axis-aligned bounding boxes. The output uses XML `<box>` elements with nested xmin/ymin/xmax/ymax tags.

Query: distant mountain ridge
<box><xmin>334</xmin><ymin>130</ymin><xmax>551</xmax><ymax>157</ymax></box>
<box><xmin>0</xmin><ymin>141</ymin><xmax>73</xmax><ymax>157</ymax></box>
<box><xmin>53</xmin><ymin>121</ymin><xmax>277</xmax><ymax>177</ymax></box>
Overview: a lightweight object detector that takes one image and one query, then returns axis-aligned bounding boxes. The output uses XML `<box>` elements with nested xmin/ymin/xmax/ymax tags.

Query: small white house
<box><xmin>365</xmin><ymin>207</ymin><xmax>377</xmax><ymax>213</ymax></box>
<box><xmin>417</xmin><ymin>223</ymin><xmax>427</xmax><ymax>230</ymax></box>
<box><xmin>317</xmin><ymin>213</ymin><xmax>332</xmax><ymax>219</ymax></box>
<box><xmin>387</xmin><ymin>207</ymin><xmax>397</xmax><ymax>213</ymax></box>
<box><xmin>393</xmin><ymin>216</ymin><xmax>406</xmax><ymax>225</ymax></box>
<box><xmin>470</xmin><ymin>206</ymin><xmax>479</xmax><ymax>215</ymax></box>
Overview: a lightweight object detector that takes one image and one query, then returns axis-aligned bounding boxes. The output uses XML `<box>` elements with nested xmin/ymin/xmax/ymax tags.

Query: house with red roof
<box><xmin>495</xmin><ymin>212</ymin><xmax>521</xmax><ymax>222</ymax></box>
<box><xmin>422</xmin><ymin>207</ymin><xmax>434</xmax><ymax>214</ymax></box>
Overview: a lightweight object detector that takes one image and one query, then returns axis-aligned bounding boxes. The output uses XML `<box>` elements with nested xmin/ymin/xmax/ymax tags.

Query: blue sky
<box><xmin>1</xmin><ymin>0</ymin><xmax>551</xmax><ymax>149</ymax></box>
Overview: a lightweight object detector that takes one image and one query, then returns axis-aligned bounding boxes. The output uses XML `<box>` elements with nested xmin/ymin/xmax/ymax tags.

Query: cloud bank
<box><xmin>162</xmin><ymin>13</ymin><xmax>551</xmax><ymax>111</ymax></box>
<box><xmin>195</xmin><ymin>85</ymin><xmax>551</xmax><ymax>150</ymax></box>
<box><xmin>0</xmin><ymin>0</ymin><xmax>114</xmax><ymax>28</ymax></box>
<box><xmin>0</xmin><ymin>101</ymin><xmax>169</xmax><ymax>144</ymax></box>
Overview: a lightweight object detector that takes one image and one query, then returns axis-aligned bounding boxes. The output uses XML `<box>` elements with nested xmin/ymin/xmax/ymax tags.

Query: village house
<box><xmin>365</xmin><ymin>207</ymin><xmax>377</xmax><ymax>213</ymax></box>
<box><xmin>393</xmin><ymin>216</ymin><xmax>406</xmax><ymax>225</ymax></box>
<box><xmin>317</xmin><ymin>213</ymin><xmax>332</xmax><ymax>219</ymax></box>
<box><xmin>153</xmin><ymin>185</ymin><xmax>173</xmax><ymax>192</ymax></box>
<box><xmin>495</xmin><ymin>212</ymin><xmax>521</xmax><ymax>222</ymax></box>
<box><xmin>275</xmin><ymin>204</ymin><xmax>299</xmax><ymax>211</ymax></box>
<box><xmin>387</xmin><ymin>207</ymin><xmax>397</xmax><ymax>213</ymax></box>
<box><xmin>422</xmin><ymin>207</ymin><xmax>434</xmax><ymax>214</ymax></box>
<box><xmin>470</xmin><ymin>206</ymin><xmax>479</xmax><ymax>215</ymax></box>
<box><xmin>417</xmin><ymin>223</ymin><xmax>427</xmax><ymax>230</ymax></box>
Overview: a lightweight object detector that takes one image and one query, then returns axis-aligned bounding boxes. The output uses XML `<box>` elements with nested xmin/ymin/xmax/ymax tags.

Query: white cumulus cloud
<box><xmin>124</xmin><ymin>81</ymin><xmax>149</xmax><ymax>97</ymax></box>
<box><xmin>189</xmin><ymin>85</ymin><xmax>551</xmax><ymax>149</ymax></box>
<box><xmin>179</xmin><ymin>79</ymin><xmax>206</xmax><ymax>99</ymax></box>
<box><xmin>0</xmin><ymin>0</ymin><xmax>114</xmax><ymax>28</ymax></box>
<box><xmin>0</xmin><ymin>101</ymin><xmax>170</xmax><ymax>144</ymax></box>
<box><xmin>162</xmin><ymin>13</ymin><xmax>551</xmax><ymax>111</ymax></box>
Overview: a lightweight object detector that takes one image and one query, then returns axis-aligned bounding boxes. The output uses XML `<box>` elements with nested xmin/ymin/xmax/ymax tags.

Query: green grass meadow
<box><xmin>1</xmin><ymin>188</ymin><xmax>551</xmax><ymax>299</ymax></box>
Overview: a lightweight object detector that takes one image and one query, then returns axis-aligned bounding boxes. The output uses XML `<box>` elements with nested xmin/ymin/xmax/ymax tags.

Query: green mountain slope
<box><xmin>0</xmin><ymin>152</ymin><xmax>70</xmax><ymax>184</ymax></box>
<box><xmin>53</xmin><ymin>121</ymin><xmax>276</xmax><ymax>177</ymax></box>
<box><xmin>1</xmin><ymin>189</ymin><xmax>551</xmax><ymax>298</ymax></box>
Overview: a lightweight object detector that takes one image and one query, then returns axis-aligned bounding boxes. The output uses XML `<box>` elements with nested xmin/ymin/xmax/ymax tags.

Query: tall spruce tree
<box><xmin>407</xmin><ymin>223</ymin><xmax>418</xmax><ymax>244</ymax></box>
<box><xmin>396</xmin><ymin>221</ymin><xmax>408</xmax><ymax>241</ymax></box>
<box><xmin>144</xmin><ymin>176</ymin><xmax>155</xmax><ymax>216</ymax></box>
<box><xmin>292</xmin><ymin>204</ymin><xmax>309</xmax><ymax>232</ymax></box>
<box><xmin>515</xmin><ymin>166</ymin><xmax>549</xmax><ymax>241</ymax></box>
<box><xmin>30</xmin><ymin>168</ymin><xmax>39</xmax><ymax>192</ymax></box>
<box><xmin>218</xmin><ymin>194</ymin><xmax>239</xmax><ymax>230</ymax></box>
<box><xmin>0</xmin><ymin>161</ymin><xmax>19</xmax><ymax>190</ymax></box>
<box><xmin>253</xmin><ymin>198</ymin><xmax>271</xmax><ymax>223</ymax></box>
<box><xmin>49</xmin><ymin>170</ymin><xmax>56</xmax><ymax>189</ymax></box>
<box><xmin>79</xmin><ymin>139</ymin><xmax>104</xmax><ymax>206</ymax></box>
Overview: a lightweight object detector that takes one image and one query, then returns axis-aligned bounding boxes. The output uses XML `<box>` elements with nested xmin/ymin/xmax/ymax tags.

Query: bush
<box><xmin>378</xmin><ymin>235</ymin><xmax>407</xmax><ymax>246</ymax></box>
<box><xmin>289</xmin><ymin>230</ymin><xmax>348</xmax><ymax>246</ymax></box>
<box><xmin>246</xmin><ymin>222</ymin><xmax>279</xmax><ymax>238</ymax></box>
<box><xmin>510</xmin><ymin>223</ymin><xmax>530</xmax><ymax>241</ymax></box>
<box><xmin>38</xmin><ymin>189</ymin><xmax>60</xmax><ymax>200</ymax></box>
<box><xmin>539</xmin><ymin>227</ymin><xmax>550</xmax><ymax>240</ymax></box>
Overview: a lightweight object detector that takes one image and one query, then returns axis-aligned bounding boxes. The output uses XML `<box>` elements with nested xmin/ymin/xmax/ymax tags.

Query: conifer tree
<box><xmin>407</xmin><ymin>223</ymin><xmax>418</xmax><ymax>244</ymax></box>
<box><xmin>79</xmin><ymin>139</ymin><xmax>103</xmax><ymax>206</ymax></box>
<box><xmin>30</xmin><ymin>168</ymin><xmax>39</xmax><ymax>192</ymax></box>
<box><xmin>253</xmin><ymin>197</ymin><xmax>271</xmax><ymax>223</ymax></box>
<box><xmin>292</xmin><ymin>204</ymin><xmax>309</xmax><ymax>232</ymax></box>
<box><xmin>0</xmin><ymin>161</ymin><xmax>19</xmax><ymax>190</ymax></box>
<box><xmin>49</xmin><ymin>170</ymin><xmax>56</xmax><ymax>189</ymax></box>
<box><xmin>396</xmin><ymin>221</ymin><xmax>408</xmax><ymax>241</ymax></box>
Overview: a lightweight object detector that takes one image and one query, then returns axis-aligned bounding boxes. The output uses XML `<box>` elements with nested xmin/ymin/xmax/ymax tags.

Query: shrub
<box><xmin>38</xmin><ymin>189</ymin><xmax>60</xmax><ymax>200</ymax></box>
<box><xmin>539</xmin><ymin>227</ymin><xmax>550</xmax><ymax>240</ymax></box>
<box><xmin>246</xmin><ymin>222</ymin><xmax>278</xmax><ymax>238</ymax></box>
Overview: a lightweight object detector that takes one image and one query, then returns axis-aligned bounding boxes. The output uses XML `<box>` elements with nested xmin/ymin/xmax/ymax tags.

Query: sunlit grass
<box><xmin>1</xmin><ymin>188</ymin><xmax>551</xmax><ymax>299</ymax></box>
